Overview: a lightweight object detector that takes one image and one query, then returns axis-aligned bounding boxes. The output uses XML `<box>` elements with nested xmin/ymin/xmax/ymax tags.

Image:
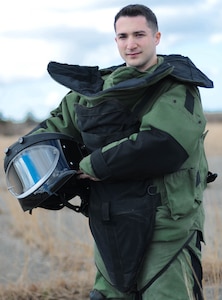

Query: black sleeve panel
<box><xmin>91</xmin><ymin>127</ymin><xmax>188</xmax><ymax>180</ymax></box>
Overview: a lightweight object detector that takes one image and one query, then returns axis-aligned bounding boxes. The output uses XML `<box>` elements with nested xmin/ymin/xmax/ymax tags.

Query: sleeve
<box><xmin>30</xmin><ymin>92</ymin><xmax>82</xmax><ymax>143</ymax></box>
<box><xmin>79</xmin><ymin>84</ymin><xmax>206</xmax><ymax>180</ymax></box>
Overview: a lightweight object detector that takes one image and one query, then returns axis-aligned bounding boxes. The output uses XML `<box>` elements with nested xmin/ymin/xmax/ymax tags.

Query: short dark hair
<box><xmin>114</xmin><ymin>4</ymin><xmax>158</xmax><ymax>33</ymax></box>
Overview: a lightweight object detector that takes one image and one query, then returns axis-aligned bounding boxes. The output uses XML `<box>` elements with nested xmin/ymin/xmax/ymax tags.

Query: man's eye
<box><xmin>136</xmin><ymin>33</ymin><xmax>145</xmax><ymax>37</ymax></box>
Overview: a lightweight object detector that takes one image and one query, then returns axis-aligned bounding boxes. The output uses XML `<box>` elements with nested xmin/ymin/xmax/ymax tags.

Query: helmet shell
<box><xmin>4</xmin><ymin>133</ymin><xmax>87</xmax><ymax>211</ymax></box>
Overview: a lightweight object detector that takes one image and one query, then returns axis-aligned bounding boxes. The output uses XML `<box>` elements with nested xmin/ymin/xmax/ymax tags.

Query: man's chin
<box><xmin>126</xmin><ymin>61</ymin><xmax>144</xmax><ymax>71</ymax></box>
<box><xmin>126</xmin><ymin>59</ymin><xmax>140</xmax><ymax>68</ymax></box>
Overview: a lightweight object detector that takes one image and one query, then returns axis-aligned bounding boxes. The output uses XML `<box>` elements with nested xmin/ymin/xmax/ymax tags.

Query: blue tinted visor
<box><xmin>6</xmin><ymin>145</ymin><xmax>60</xmax><ymax>199</ymax></box>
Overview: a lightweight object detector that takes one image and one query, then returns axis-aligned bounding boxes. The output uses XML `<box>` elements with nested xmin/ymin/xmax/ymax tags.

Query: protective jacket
<box><xmin>35</xmin><ymin>54</ymin><xmax>213</xmax><ymax>293</ymax></box>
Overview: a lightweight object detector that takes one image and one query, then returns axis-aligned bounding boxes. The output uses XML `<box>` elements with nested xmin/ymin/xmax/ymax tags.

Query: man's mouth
<box><xmin>126</xmin><ymin>52</ymin><xmax>141</xmax><ymax>57</ymax></box>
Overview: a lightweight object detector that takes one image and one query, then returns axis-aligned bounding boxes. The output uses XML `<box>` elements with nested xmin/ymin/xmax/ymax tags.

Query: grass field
<box><xmin>0</xmin><ymin>122</ymin><xmax>221</xmax><ymax>299</ymax></box>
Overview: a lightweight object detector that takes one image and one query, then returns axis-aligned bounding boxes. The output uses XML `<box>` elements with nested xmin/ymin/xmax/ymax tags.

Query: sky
<box><xmin>0</xmin><ymin>0</ymin><xmax>221</xmax><ymax>122</ymax></box>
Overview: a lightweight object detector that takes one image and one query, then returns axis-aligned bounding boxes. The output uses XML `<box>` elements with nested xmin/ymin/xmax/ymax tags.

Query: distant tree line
<box><xmin>0</xmin><ymin>111</ymin><xmax>221</xmax><ymax>136</ymax></box>
<box><xmin>0</xmin><ymin>112</ymin><xmax>39</xmax><ymax>136</ymax></box>
<box><xmin>205</xmin><ymin>112</ymin><xmax>222</xmax><ymax>123</ymax></box>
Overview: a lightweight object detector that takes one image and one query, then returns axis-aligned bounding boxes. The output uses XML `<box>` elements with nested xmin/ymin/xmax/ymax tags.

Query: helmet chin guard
<box><xmin>4</xmin><ymin>133</ymin><xmax>89</xmax><ymax>214</ymax></box>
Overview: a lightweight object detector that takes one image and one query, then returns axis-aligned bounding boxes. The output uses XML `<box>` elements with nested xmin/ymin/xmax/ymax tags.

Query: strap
<box><xmin>207</xmin><ymin>171</ymin><xmax>218</xmax><ymax>183</ymax></box>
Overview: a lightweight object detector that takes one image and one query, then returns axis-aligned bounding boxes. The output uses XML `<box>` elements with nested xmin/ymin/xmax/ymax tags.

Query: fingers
<box><xmin>76</xmin><ymin>170</ymin><xmax>100</xmax><ymax>181</ymax></box>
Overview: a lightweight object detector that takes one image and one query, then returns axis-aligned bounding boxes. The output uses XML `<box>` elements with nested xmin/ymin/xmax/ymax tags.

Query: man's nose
<box><xmin>126</xmin><ymin>37</ymin><xmax>137</xmax><ymax>50</ymax></box>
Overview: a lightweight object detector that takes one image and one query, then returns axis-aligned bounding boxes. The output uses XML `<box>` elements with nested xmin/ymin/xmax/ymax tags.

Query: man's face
<box><xmin>115</xmin><ymin>16</ymin><xmax>161</xmax><ymax>72</ymax></box>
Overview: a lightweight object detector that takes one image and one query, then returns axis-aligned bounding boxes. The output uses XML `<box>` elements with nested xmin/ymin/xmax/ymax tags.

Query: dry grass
<box><xmin>0</xmin><ymin>122</ymin><xmax>221</xmax><ymax>299</ymax></box>
<box><xmin>204</xmin><ymin>122</ymin><xmax>222</xmax><ymax>156</ymax></box>
<box><xmin>0</xmin><ymin>135</ymin><xmax>95</xmax><ymax>299</ymax></box>
<box><xmin>0</xmin><ymin>281</ymin><xmax>91</xmax><ymax>300</ymax></box>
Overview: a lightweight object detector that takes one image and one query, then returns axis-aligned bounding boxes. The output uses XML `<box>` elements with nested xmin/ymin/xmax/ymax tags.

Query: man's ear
<box><xmin>155</xmin><ymin>31</ymin><xmax>161</xmax><ymax>46</ymax></box>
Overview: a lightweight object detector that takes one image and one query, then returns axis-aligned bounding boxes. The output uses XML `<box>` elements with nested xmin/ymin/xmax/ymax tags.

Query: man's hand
<box><xmin>77</xmin><ymin>170</ymin><xmax>101</xmax><ymax>181</ymax></box>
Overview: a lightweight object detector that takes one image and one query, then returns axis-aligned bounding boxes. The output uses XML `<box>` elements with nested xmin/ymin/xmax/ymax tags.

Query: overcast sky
<box><xmin>0</xmin><ymin>0</ymin><xmax>221</xmax><ymax>121</ymax></box>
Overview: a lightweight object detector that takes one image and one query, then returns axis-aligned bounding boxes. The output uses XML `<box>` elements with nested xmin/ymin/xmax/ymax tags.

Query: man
<box><xmin>28</xmin><ymin>4</ymin><xmax>214</xmax><ymax>299</ymax></box>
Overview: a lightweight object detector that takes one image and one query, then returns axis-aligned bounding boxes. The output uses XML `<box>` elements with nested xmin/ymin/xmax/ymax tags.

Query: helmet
<box><xmin>4</xmin><ymin>132</ymin><xmax>89</xmax><ymax>214</ymax></box>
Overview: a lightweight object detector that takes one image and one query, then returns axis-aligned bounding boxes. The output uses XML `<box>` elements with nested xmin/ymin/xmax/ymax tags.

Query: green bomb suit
<box><xmin>34</xmin><ymin>55</ymin><xmax>213</xmax><ymax>299</ymax></box>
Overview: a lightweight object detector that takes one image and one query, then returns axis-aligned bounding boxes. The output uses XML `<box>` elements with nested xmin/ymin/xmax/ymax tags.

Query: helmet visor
<box><xmin>6</xmin><ymin>145</ymin><xmax>59</xmax><ymax>199</ymax></box>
